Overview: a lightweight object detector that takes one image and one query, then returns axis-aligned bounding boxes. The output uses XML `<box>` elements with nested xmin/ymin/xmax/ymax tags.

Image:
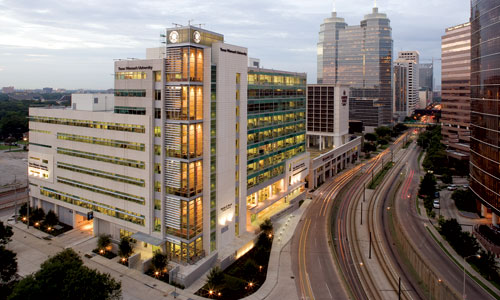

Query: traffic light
<box><xmin>87</xmin><ymin>211</ymin><xmax>93</xmax><ymax>221</ymax></box>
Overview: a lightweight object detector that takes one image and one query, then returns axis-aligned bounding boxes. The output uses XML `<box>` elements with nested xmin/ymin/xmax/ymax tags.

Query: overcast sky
<box><xmin>0</xmin><ymin>0</ymin><xmax>470</xmax><ymax>90</ymax></box>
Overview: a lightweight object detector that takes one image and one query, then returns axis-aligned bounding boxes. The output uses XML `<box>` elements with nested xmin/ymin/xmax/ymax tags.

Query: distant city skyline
<box><xmin>0</xmin><ymin>0</ymin><xmax>469</xmax><ymax>89</ymax></box>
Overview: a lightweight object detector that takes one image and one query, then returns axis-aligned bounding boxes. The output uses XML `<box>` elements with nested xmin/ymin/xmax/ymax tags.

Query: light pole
<box><xmin>463</xmin><ymin>254</ymin><xmax>480</xmax><ymax>299</ymax></box>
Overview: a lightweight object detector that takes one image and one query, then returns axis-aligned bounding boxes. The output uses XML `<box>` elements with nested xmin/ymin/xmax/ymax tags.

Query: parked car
<box><xmin>447</xmin><ymin>185</ymin><xmax>457</xmax><ymax>191</ymax></box>
<box><xmin>462</xmin><ymin>184</ymin><xmax>469</xmax><ymax>188</ymax></box>
<box><xmin>433</xmin><ymin>200</ymin><xmax>440</xmax><ymax>209</ymax></box>
<box><xmin>434</xmin><ymin>192</ymin><xmax>440</xmax><ymax>199</ymax></box>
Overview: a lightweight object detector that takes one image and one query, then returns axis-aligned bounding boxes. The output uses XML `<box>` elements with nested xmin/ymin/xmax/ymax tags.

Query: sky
<box><xmin>0</xmin><ymin>0</ymin><xmax>470</xmax><ymax>90</ymax></box>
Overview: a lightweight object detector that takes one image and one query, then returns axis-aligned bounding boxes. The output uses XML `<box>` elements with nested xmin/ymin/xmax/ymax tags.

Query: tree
<box><xmin>364</xmin><ymin>132</ymin><xmax>377</xmax><ymax>142</ymax></box>
<box><xmin>418</xmin><ymin>173</ymin><xmax>436</xmax><ymax>199</ymax></box>
<box><xmin>151</xmin><ymin>250</ymin><xmax>168</xmax><ymax>273</ymax></box>
<box><xmin>18</xmin><ymin>204</ymin><xmax>30</xmax><ymax>218</ymax></box>
<box><xmin>375</xmin><ymin>126</ymin><xmax>391</xmax><ymax>138</ymax></box>
<box><xmin>206</xmin><ymin>266</ymin><xmax>224</xmax><ymax>288</ymax></box>
<box><xmin>97</xmin><ymin>234</ymin><xmax>112</xmax><ymax>251</ymax></box>
<box><xmin>118</xmin><ymin>237</ymin><xmax>133</xmax><ymax>259</ymax></box>
<box><xmin>30</xmin><ymin>208</ymin><xmax>45</xmax><ymax>223</ymax></box>
<box><xmin>363</xmin><ymin>142</ymin><xmax>377</xmax><ymax>153</ymax></box>
<box><xmin>0</xmin><ymin>221</ymin><xmax>13</xmax><ymax>245</ymax></box>
<box><xmin>44</xmin><ymin>210</ymin><xmax>58</xmax><ymax>227</ymax></box>
<box><xmin>451</xmin><ymin>189</ymin><xmax>477</xmax><ymax>212</ymax></box>
<box><xmin>8</xmin><ymin>248</ymin><xmax>121</xmax><ymax>300</ymax></box>
<box><xmin>259</xmin><ymin>218</ymin><xmax>273</xmax><ymax>235</ymax></box>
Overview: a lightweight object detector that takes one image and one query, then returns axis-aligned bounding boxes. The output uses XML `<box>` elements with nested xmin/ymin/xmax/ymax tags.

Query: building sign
<box><xmin>220</xmin><ymin>203</ymin><xmax>233</xmax><ymax>212</ymax></box>
<box><xmin>220</xmin><ymin>48</ymin><xmax>247</xmax><ymax>56</ymax></box>
<box><xmin>117</xmin><ymin>66</ymin><xmax>153</xmax><ymax>71</ymax></box>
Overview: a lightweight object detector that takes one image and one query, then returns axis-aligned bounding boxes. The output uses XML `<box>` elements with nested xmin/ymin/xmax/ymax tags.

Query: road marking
<box><xmin>325</xmin><ymin>282</ymin><xmax>333</xmax><ymax>299</ymax></box>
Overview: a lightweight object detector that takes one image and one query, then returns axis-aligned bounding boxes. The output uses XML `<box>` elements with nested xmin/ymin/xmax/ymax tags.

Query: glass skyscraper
<box><xmin>470</xmin><ymin>0</ymin><xmax>500</xmax><ymax>217</ymax></box>
<box><xmin>317</xmin><ymin>6</ymin><xmax>393</xmax><ymax>128</ymax></box>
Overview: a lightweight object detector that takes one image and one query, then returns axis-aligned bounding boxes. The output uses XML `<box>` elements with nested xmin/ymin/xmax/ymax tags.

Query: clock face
<box><xmin>193</xmin><ymin>31</ymin><xmax>201</xmax><ymax>43</ymax></box>
<box><xmin>169</xmin><ymin>31</ymin><xmax>179</xmax><ymax>43</ymax></box>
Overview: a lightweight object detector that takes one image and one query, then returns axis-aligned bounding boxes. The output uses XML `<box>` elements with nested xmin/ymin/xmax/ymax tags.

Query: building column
<box><xmin>481</xmin><ymin>204</ymin><xmax>488</xmax><ymax>218</ymax></box>
<box><xmin>493</xmin><ymin>213</ymin><xmax>498</xmax><ymax>227</ymax></box>
<box><xmin>93</xmin><ymin>218</ymin><xmax>99</xmax><ymax>237</ymax></box>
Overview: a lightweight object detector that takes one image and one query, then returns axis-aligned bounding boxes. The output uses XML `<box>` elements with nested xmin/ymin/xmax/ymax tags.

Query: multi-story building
<box><xmin>419</xmin><ymin>63</ymin><xmax>434</xmax><ymax>92</ymax></box>
<box><xmin>246</xmin><ymin>67</ymin><xmax>309</xmax><ymax>230</ymax></box>
<box><xmin>396</xmin><ymin>51</ymin><xmax>419</xmax><ymax>116</ymax></box>
<box><xmin>470</xmin><ymin>0</ymin><xmax>500</xmax><ymax>222</ymax></box>
<box><xmin>29</xmin><ymin>25</ymin><xmax>251</xmax><ymax>284</ymax></box>
<box><xmin>393</xmin><ymin>61</ymin><xmax>409</xmax><ymax>121</ymax></box>
<box><xmin>306</xmin><ymin>84</ymin><xmax>350</xmax><ymax>149</ymax></box>
<box><xmin>441</xmin><ymin>22</ymin><xmax>471</xmax><ymax>160</ymax></box>
<box><xmin>317</xmin><ymin>5</ymin><xmax>393</xmax><ymax>129</ymax></box>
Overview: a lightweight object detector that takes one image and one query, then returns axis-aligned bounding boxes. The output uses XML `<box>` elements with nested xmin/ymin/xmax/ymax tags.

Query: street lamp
<box><xmin>463</xmin><ymin>254</ymin><xmax>481</xmax><ymax>299</ymax></box>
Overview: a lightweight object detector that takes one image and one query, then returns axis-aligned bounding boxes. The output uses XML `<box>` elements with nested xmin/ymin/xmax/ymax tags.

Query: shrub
<box><xmin>259</xmin><ymin>218</ymin><xmax>273</xmax><ymax>235</ymax></box>
<box><xmin>97</xmin><ymin>234</ymin><xmax>112</xmax><ymax>251</ymax></box>
<box><xmin>118</xmin><ymin>237</ymin><xmax>133</xmax><ymax>258</ymax></box>
<box><xmin>206</xmin><ymin>266</ymin><xmax>224</xmax><ymax>288</ymax></box>
<box><xmin>30</xmin><ymin>208</ymin><xmax>45</xmax><ymax>222</ymax></box>
<box><xmin>451</xmin><ymin>189</ymin><xmax>477</xmax><ymax>213</ymax></box>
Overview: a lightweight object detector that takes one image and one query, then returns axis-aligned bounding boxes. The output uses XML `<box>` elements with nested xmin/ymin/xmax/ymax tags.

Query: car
<box><xmin>433</xmin><ymin>200</ymin><xmax>440</xmax><ymax>209</ymax></box>
<box><xmin>434</xmin><ymin>192</ymin><xmax>440</xmax><ymax>199</ymax></box>
<box><xmin>462</xmin><ymin>184</ymin><xmax>469</xmax><ymax>188</ymax></box>
<box><xmin>447</xmin><ymin>186</ymin><xmax>457</xmax><ymax>191</ymax></box>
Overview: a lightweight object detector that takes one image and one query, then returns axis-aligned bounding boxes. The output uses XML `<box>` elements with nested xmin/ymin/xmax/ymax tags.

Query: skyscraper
<box><xmin>393</xmin><ymin>61</ymin><xmax>409</xmax><ymax>121</ymax></box>
<box><xmin>396</xmin><ymin>51</ymin><xmax>419</xmax><ymax>116</ymax></box>
<box><xmin>317</xmin><ymin>4</ymin><xmax>393</xmax><ymax>129</ymax></box>
<box><xmin>470</xmin><ymin>0</ymin><xmax>500</xmax><ymax>222</ymax></box>
<box><xmin>419</xmin><ymin>63</ymin><xmax>434</xmax><ymax>91</ymax></box>
<box><xmin>441</xmin><ymin>22</ymin><xmax>471</xmax><ymax>161</ymax></box>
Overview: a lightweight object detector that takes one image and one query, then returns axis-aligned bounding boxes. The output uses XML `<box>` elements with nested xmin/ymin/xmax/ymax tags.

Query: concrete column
<box><xmin>493</xmin><ymin>213</ymin><xmax>498</xmax><ymax>227</ymax></box>
<box><xmin>481</xmin><ymin>204</ymin><xmax>488</xmax><ymax>218</ymax></box>
<box><xmin>93</xmin><ymin>218</ymin><xmax>99</xmax><ymax>237</ymax></box>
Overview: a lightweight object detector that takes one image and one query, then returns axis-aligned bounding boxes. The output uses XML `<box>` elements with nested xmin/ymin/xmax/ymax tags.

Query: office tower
<box><xmin>28</xmin><ymin>25</ymin><xmax>250</xmax><ymax>284</ymax></box>
<box><xmin>470</xmin><ymin>0</ymin><xmax>500</xmax><ymax>221</ymax></box>
<box><xmin>396</xmin><ymin>51</ymin><xmax>419</xmax><ymax>116</ymax></box>
<box><xmin>441</xmin><ymin>22</ymin><xmax>471</xmax><ymax>160</ymax></box>
<box><xmin>246</xmin><ymin>67</ymin><xmax>309</xmax><ymax>230</ymax></box>
<box><xmin>306</xmin><ymin>84</ymin><xmax>350</xmax><ymax>149</ymax></box>
<box><xmin>393</xmin><ymin>61</ymin><xmax>409</xmax><ymax>121</ymax></box>
<box><xmin>317</xmin><ymin>4</ymin><xmax>393</xmax><ymax>129</ymax></box>
<box><xmin>419</xmin><ymin>63</ymin><xmax>434</xmax><ymax>91</ymax></box>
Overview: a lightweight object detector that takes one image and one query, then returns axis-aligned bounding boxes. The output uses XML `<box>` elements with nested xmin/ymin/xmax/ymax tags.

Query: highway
<box><xmin>292</xmin><ymin>133</ymin><xmax>408</xmax><ymax>300</ymax></box>
<box><xmin>395</xmin><ymin>142</ymin><xmax>494</xmax><ymax>299</ymax></box>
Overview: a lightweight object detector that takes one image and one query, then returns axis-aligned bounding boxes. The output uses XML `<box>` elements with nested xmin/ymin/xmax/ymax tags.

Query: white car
<box><xmin>433</xmin><ymin>200</ymin><xmax>440</xmax><ymax>209</ymax></box>
<box><xmin>447</xmin><ymin>186</ymin><xmax>457</xmax><ymax>191</ymax></box>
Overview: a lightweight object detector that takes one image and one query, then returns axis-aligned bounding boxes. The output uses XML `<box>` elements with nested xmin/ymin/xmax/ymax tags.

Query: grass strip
<box><xmin>368</xmin><ymin>162</ymin><xmax>394</xmax><ymax>189</ymax></box>
<box><xmin>425</xmin><ymin>227</ymin><xmax>500</xmax><ymax>300</ymax></box>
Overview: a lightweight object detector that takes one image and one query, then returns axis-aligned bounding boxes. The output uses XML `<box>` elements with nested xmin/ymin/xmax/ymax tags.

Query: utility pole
<box><xmin>369</xmin><ymin>232</ymin><xmax>372</xmax><ymax>259</ymax></box>
<box><xmin>360</xmin><ymin>202</ymin><xmax>363</xmax><ymax>225</ymax></box>
<box><xmin>363</xmin><ymin>183</ymin><xmax>365</xmax><ymax>202</ymax></box>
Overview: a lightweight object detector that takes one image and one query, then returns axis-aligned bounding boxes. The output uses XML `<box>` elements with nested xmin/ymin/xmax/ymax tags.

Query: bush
<box><xmin>364</xmin><ymin>133</ymin><xmax>377</xmax><ymax>142</ymax></box>
<box><xmin>259</xmin><ymin>218</ymin><xmax>273</xmax><ymax>235</ymax></box>
<box><xmin>441</xmin><ymin>172</ymin><xmax>452</xmax><ymax>184</ymax></box>
<box><xmin>439</xmin><ymin>218</ymin><xmax>480</xmax><ymax>257</ymax></box>
<box><xmin>30</xmin><ymin>208</ymin><xmax>45</xmax><ymax>222</ymax></box>
<box><xmin>206</xmin><ymin>266</ymin><xmax>224</xmax><ymax>288</ymax></box>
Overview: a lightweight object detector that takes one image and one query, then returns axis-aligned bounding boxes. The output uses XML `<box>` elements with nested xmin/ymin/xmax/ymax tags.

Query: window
<box><xmin>236</xmin><ymin>89</ymin><xmax>240</xmax><ymax>100</ymax></box>
<box><xmin>155</xmin><ymin>90</ymin><xmax>162</xmax><ymax>101</ymax></box>
<box><xmin>28</xmin><ymin>116</ymin><xmax>145</xmax><ymax>133</ymax></box>
<box><xmin>57</xmin><ymin>147</ymin><xmax>145</xmax><ymax>169</ymax></box>
<box><xmin>114</xmin><ymin>89</ymin><xmax>146</xmax><ymax>97</ymax></box>
<box><xmin>155</xmin><ymin>108</ymin><xmax>161</xmax><ymax>119</ymax></box>
<box><xmin>57</xmin><ymin>133</ymin><xmax>145</xmax><ymax>151</ymax></box>
<box><xmin>115</xmin><ymin>72</ymin><xmax>147</xmax><ymax>80</ymax></box>
<box><xmin>236</xmin><ymin>73</ymin><xmax>241</xmax><ymax>84</ymax></box>
<box><xmin>154</xmin><ymin>144</ymin><xmax>161</xmax><ymax>156</ymax></box>
<box><xmin>114</xmin><ymin>106</ymin><xmax>146</xmax><ymax>115</ymax></box>
<box><xmin>94</xmin><ymin>97</ymin><xmax>98</xmax><ymax>104</ymax></box>
<box><xmin>154</xmin><ymin>127</ymin><xmax>161</xmax><ymax>137</ymax></box>
<box><xmin>154</xmin><ymin>71</ymin><xmax>161</xmax><ymax>82</ymax></box>
<box><xmin>154</xmin><ymin>199</ymin><xmax>161</xmax><ymax>210</ymax></box>
<box><xmin>155</xmin><ymin>181</ymin><xmax>161</xmax><ymax>193</ymax></box>
<box><xmin>154</xmin><ymin>163</ymin><xmax>161</xmax><ymax>174</ymax></box>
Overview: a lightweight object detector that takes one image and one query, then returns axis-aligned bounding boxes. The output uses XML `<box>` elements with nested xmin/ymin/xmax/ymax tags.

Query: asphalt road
<box><xmin>397</xmin><ymin>143</ymin><xmax>494</xmax><ymax>300</ymax></box>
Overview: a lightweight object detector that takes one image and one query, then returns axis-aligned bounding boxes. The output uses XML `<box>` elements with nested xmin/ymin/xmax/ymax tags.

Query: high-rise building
<box><xmin>419</xmin><ymin>63</ymin><xmax>434</xmax><ymax>92</ymax></box>
<box><xmin>317</xmin><ymin>5</ymin><xmax>393</xmax><ymax>129</ymax></box>
<box><xmin>1</xmin><ymin>86</ymin><xmax>14</xmax><ymax>93</ymax></box>
<box><xmin>393</xmin><ymin>61</ymin><xmax>409</xmax><ymax>121</ymax></box>
<box><xmin>441</xmin><ymin>22</ymin><xmax>471</xmax><ymax>161</ymax></box>
<box><xmin>246</xmin><ymin>67</ymin><xmax>309</xmax><ymax>230</ymax></box>
<box><xmin>396</xmin><ymin>51</ymin><xmax>419</xmax><ymax>116</ymax></box>
<box><xmin>470</xmin><ymin>0</ymin><xmax>500</xmax><ymax>221</ymax></box>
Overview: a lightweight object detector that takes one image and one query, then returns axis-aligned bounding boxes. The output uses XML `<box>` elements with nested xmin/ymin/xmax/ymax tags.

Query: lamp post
<box><xmin>463</xmin><ymin>254</ymin><xmax>480</xmax><ymax>299</ymax></box>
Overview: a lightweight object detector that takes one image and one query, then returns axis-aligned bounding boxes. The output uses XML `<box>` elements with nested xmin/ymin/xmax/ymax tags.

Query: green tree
<box><xmin>418</xmin><ymin>173</ymin><xmax>437</xmax><ymax>199</ymax></box>
<box><xmin>97</xmin><ymin>234</ymin><xmax>112</xmax><ymax>251</ymax></box>
<box><xmin>118</xmin><ymin>237</ymin><xmax>133</xmax><ymax>259</ymax></box>
<box><xmin>259</xmin><ymin>218</ymin><xmax>273</xmax><ymax>235</ymax></box>
<box><xmin>30</xmin><ymin>208</ymin><xmax>45</xmax><ymax>223</ymax></box>
<box><xmin>364</xmin><ymin>132</ymin><xmax>377</xmax><ymax>142</ymax></box>
<box><xmin>151</xmin><ymin>250</ymin><xmax>168</xmax><ymax>273</ymax></box>
<box><xmin>8</xmin><ymin>249</ymin><xmax>121</xmax><ymax>300</ymax></box>
<box><xmin>451</xmin><ymin>189</ymin><xmax>477</xmax><ymax>212</ymax></box>
<box><xmin>0</xmin><ymin>221</ymin><xmax>13</xmax><ymax>245</ymax></box>
<box><xmin>44</xmin><ymin>210</ymin><xmax>58</xmax><ymax>227</ymax></box>
<box><xmin>375</xmin><ymin>126</ymin><xmax>391</xmax><ymax>138</ymax></box>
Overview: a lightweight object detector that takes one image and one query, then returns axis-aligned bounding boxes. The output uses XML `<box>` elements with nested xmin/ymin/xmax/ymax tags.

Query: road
<box><xmin>292</xmin><ymin>132</ymin><xmax>408</xmax><ymax>300</ymax></box>
<box><xmin>396</xmin><ymin>142</ymin><xmax>494</xmax><ymax>299</ymax></box>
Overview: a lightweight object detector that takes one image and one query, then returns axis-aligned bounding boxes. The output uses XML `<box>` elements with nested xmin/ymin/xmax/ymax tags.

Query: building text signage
<box><xmin>117</xmin><ymin>66</ymin><xmax>153</xmax><ymax>71</ymax></box>
<box><xmin>220</xmin><ymin>48</ymin><xmax>247</xmax><ymax>56</ymax></box>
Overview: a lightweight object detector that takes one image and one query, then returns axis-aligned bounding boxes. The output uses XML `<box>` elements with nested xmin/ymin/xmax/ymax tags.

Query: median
<box><xmin>368</xmin><ymin>161</ymin><xmax>394</xmax><ymax>189</ymax></box>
